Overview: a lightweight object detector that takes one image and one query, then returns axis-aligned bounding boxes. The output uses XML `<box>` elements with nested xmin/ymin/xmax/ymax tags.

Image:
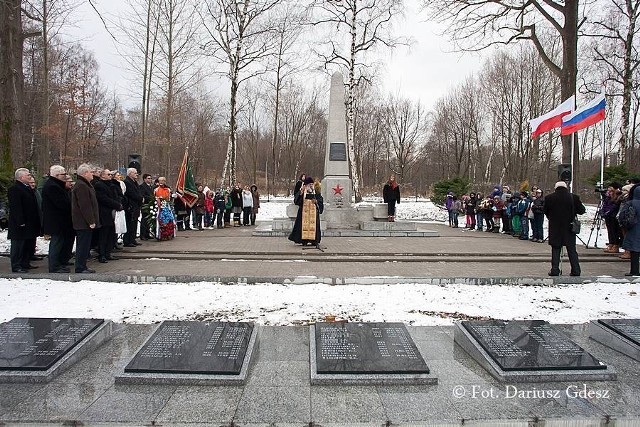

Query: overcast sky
<box><xmin>66</xmin><ymin>1</ymin><xmax>488</xmax><ymax>111</ymax></box>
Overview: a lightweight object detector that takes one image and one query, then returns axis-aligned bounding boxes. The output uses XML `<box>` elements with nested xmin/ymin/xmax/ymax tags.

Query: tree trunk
<box><xmin>0</xmin><ymin>0</ymin><xmax>24</xmax><ymax>173</ymax></box>
<box><xmin>347</xmin><ymin>1</ymin><xmax>362</xmax><ymax>202</ymax></box>
<box><xmin>561</xmin><ymin>0</ymin><xmax>579</xmax><ymax>185</ymax></box>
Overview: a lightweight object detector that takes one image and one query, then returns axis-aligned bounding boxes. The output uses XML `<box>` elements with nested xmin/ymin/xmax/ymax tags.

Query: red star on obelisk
<box><xmin>332</xmin><ymin>184</ymin><xmax>344</xmax><ymax>195</ymax></box>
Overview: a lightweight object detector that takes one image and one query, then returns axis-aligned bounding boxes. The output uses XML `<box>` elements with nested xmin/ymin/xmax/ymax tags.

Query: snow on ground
<box><xmin>0</xmin><ymin>197</ymin><xmax>627</xmax><ymax>325</ymax></box>
<box><xmin>0</xmin><ymin>279</ymin><xmax>638</xmax><ymax>326</ymax></box>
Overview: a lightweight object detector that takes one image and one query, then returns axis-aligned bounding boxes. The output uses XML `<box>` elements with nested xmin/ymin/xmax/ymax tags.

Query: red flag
<box><xmin>175</xmin><ymin>149</ymin><xmax>198</xmax><ymax>207</ymax></box>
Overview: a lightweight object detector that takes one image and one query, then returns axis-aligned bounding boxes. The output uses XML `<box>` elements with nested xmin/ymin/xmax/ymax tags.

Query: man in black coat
<box><xmin>42</xmin><ymin>165</ymin><xmax>74</xmax><ymax>273</ymax></box>
<box><xmin>123</xmin><ymin>168</ymin><xmax>143</xmax><ymax>246</ymax></box>
<box><xmin>8</xmin><ymin>168</ymin><xmax>41</xmax><ymax>273</ymax></box>
<box><xmin>544</xmin><ymin>181</ymin><xmax>586</xmax><ymax>276</ymax></box>
<box><xmin>139</xmin><ymin>173</ymin><xmax>154</xmax><ymax>240</ymax></box>
<box><xmin>94</xmin><ymin>169</ymin><xmax>123</xmax><ymax>263</ymax></box>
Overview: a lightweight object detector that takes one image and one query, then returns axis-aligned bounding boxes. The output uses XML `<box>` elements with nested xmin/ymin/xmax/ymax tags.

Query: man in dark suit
<box><xmin>139</xmin><ymin>173</ymin><xmax>154</xmax><ymax>240</ymax></box>
<box><xmin>42</xmin><ymin>165</ymin><xmax>74</xmax><ymax>273</ymax></box>
<box><xmin>93</xmin><ymin>168</ymin><xmax>123</xmax><ymax>263</ymax></box>
<box><xmin>123</xmin><ymin>168</ymin><xmax>143</xmax><ymax>246</ymax></box>
<box><xmin>544</xmin><ymin>181</ymin><xmax>586</xmax><ymax>276</ymax></box>
<box><xmin>72</xmin><ymin>163</ymin><xmax>100</xmax><ymax>274</ymax></box>
<box><xmin>8</xmin><ymin>168</ymin><xmax>41</xmax><ymax>273</ymax></box>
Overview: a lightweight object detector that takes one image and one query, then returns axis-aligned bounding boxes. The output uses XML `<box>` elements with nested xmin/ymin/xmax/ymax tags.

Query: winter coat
<box><xmin>230</xmin><ymin>188</ymin><xmax>243</xmax><ymax>208</ymax></box>
<box><xmin>93</xmin><ymin>178</ymin><xmax>122</xmax><ymax>226</ymax></box>
<box><xmin>531</xmin><ymin>196</ymin><xmax>545</xmax><ymax>214</ymax></box>
<box><xmin>622</xmin><ymin>186</ymin><xmax>640</xmax><ymax>252</ymax></box>
<box><xmin>492</xmin><ymin>200</ymin><xmax>504</xmax><ymax>219</ymax></box>
<box><xmin>600</xmin><ymin>194</ymin><xmax>620</xmax><ymax>219</ymax></box>
<box><xmin>242</xmin><ymin>190</ymin><xmax>253</xmax><ymax>208</ymax></box>
<box><xmin>139</xmin><ymin>182</ymin><xmax>154</xmax><ymax>205</ymax></box>
<box><xmin>71</xmin><ymin>175</ymin><xmax>100</xmax><ymax>230</ymax></box>
<box><xmin>383</xmin><ymin>183</ymin><xmax>401</xmax><ymax>206</ymax></box>
<box><xmin>124</xmin><ymin>176</ymin><xmax>143</xmax><ymax>214</ymax></box>
<box><xmin>252</xmin><ymin>191</ymin><xmax>261</xmax><ymax>214</ymax></box>
<box><xmin>288</xmin><ymin>191</ymin><xmax>324</xmax><ymax>244</ymax></box>
<box><xmin>214</xmin><ymin>194</ymin><xmax>226</xmax><ymax>212</ymax></box>
<box><xmin>205</xmin><ymin>195</ymin><xmax>214</xmax><ymax>213</ymax></box>
<box><xmin>7</xmin><ymin>180</ymin><xmax>41</xmax><ymax>240</ymax></box>
<box><xmin>42</xmin><ymin>176</ymin><xmax>72</xmax><ymax>236</ymax></box>
<box><xmin>543</xmin><ymin>187</ymin><xmax>586</xmax><ymax>247</ymax></box>
<box><xmin>194</xmin><ymin>191</ymin><xmax>206</xmax><ymax>215</ymax></box>
<box><xmin>465</xmin><ymin>197</ymin><xmax>477</xmax><ymax>215</ymax></box>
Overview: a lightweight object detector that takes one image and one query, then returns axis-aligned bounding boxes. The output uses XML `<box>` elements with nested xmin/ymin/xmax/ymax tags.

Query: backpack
<box><xmin>617</xmin><ymin>201</ymin><xmax>638</xmax><ymax>229</ymax></box>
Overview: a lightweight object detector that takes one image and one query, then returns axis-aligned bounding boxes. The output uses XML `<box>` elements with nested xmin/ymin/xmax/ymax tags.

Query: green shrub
<box><xmin>432</xmin><ymin>177</ymin><xmax>470</xmax><ymax>206</ymax></box>
<box><xmin>587</xmin><ymin>164</ymin><xmax>637</xmax><ymax>189</ymax></box>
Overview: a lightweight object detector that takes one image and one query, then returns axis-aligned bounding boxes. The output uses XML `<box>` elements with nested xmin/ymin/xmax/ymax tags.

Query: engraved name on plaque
<box><xmin>462</xmin><ymin>320</ymin><xmax>606</xmax><ymax>371</ymax></box>
<box><xmin>0</xmin><ymin>318</ymin><xmax>104</xmax><ymax>371</ymax></box>
<box><xmin>124</xmin><ymin>321</ymin><xmax>253</xmax><ymax>375</ymax></box>
<box><xmin>315</xmin><ymin>322</ymin><xmax>429</xmax><ymax>374</ymax></box>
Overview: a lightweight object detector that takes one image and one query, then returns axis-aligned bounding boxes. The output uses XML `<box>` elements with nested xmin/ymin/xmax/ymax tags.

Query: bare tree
<box><xmin>311</xmin><ymin>0</ymin><xmax>406</xmax><ymax>202</ymax></box>
<box><xmin>424</xmin><ymin>0</ymin><xmax>583</xmax><ymax>182</ymax></box>
<box><xmin>201</xmin><ymin>0</ymin><xmax>283</xmax><ymax>186</ymax></box>
<box><xmin>585</xmin><ymin>0</ymin><xmax>640</xmax><ymax>166</ymax></box>
<box><xmin>383</xmin><ymin>94</ymin><xmax>424</xmax><ymax>182</ymax></box>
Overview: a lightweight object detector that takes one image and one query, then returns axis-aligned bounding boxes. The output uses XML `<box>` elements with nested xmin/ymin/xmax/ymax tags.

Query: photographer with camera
<box><xmin>600</xmin><ymin>182</ymin><xmax>623</xmax><ymax>254</ymax></box>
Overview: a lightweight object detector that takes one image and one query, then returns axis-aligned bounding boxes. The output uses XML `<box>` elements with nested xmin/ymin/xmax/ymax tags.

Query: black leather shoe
<box><xmin>51</xmin><ymin>267</ymin><xmax>70</xmax><ymax>273</ymax></box>
<box><xmin>12</xmin><ymin>268</ymin><xmax>27</xmax><ymax>273</ymax></box>
<box><xmin>569</xmin><ymin>272</ymin><xmax>580</xmax><ymax>277</ymax></box>
<box><xmin>75</xmin><ymin>268</ymin><xmax>96</xmax><ymax>274</ymax></box>
<box><xmin>24</xmin><ymin>265</ymin><xmax>38</xmax><ymax>270</ymax></box>
<box><xmin>30</xmin><ymin>255</ymin><xmax>44</xmax><ymax>261</ymax></box>
<box><xmin>133</xmin><ymin>241</ymin><xmax>142</xmax><ymax>246</ymax></box>
<box><xmin>106</xmin><ymin>255</ymin><xmax>118</xmax><ymax>261</ymax></box>
<box><xmin>123</xmin><ymin>244</ymin><xmax>136</xmax><ymax>247</ymax></box>
<box><xmin>548</xmin><ymin>270</ymin><xmax>560</xmax><ymax>277</ymax></box>
<box><xmin>98</xmin><ymin>257</ymin><xmax>108</xmax><ymax>263</ymax></box>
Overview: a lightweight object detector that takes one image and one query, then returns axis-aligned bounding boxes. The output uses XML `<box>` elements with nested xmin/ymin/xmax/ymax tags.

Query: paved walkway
<box><xmin>0</xmin><ymin>221</ymin><xmax>631</xmax><ymax>283</ymax></box>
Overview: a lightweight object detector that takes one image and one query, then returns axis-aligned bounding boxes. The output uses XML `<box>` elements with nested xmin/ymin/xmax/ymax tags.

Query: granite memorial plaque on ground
<box><xmin>0</xmin><ymin>318</ymin><xmax>104</xmax><ymax>371</ymax></box>
<box><xmin>589</xmin><ymin>318</ymin><xmax>640</xmax><ymax>361</ymax></box>
<box><xmin>314</xmin><ymin>322</ymin><xmax>429</xmax><ymax>374</ymax></box>
<box><xmin>461</xmin><ymin>320</ymin><xmax>605</xmax><ymax>371</ymax></box>
<box><xmin>598</xmin><ymin>319</ymin><xmax>640</xmax><ymax>346</ymax></box>
<box><xmin>124</xmin><ymin>321</ymin><xmax>253</xmax><ymax>375</ymax></box>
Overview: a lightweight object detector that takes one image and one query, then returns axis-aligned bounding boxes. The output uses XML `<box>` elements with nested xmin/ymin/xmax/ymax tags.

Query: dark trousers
<box><xmin>48</xmin><ymin>234</ymin><xmax>65</xmax><ymax>272</ymax></box>
<box><xmin>242</xmin><ymin>207</ymin><xmax>251</xmax><ymax>225</ymax></box>
<box><xmin>216</xmin><ymin>211</ymin><xmax>224</xmax><ymax>228</ymax></box>
<box><xmin>140</xmin><ymin>213</ymin><xmax>151</xmax><ymax>239</ymax></box>
<box><xmin>10</xmin><ymin>239</ymin><xmax>30</xmax><ymax>271</ymax></box>
<box><xmin>604</xmin><ymin>216</ymin><xmax>623</xmax><ymax>246</ymax></box>
<box><xmin>250</xmin><ymin>211</ymin><xmax>257</xmax><ymax>225</ymax></box>
<box><xmin>551</xmin><ymin>244</ymin><xmax>580</xmax><ymax>275</ymax></box>
<box><xmin>75</xmin><ymin>229</ymin><xmax>93</xmax><ymax>272</ymax></box>
<box><xmin>98</xmin><ymin>224</ymin><xmax>115</xmax><ymax>259</ymax></box>
<box><xmin>502</xmin><ymin>212</ymin><xmax>512</xmax><ymax>232</ymax></box>
<box><xmin>62</xmin><ymin>230</ymin><xmax>75</xmax><ymax>264</ymax></box>
<box><xmin>533</xmin><ymin>213</ymin><xmax>545</xmax><ymax>240</ymax></box>
<box><xmin>631</xmin><ymin>252</ymin><xmax>640</xmax><ymax>275</ymax></box>
<box><xmin>124</xmin><ymin>209</ymin><xmax>139</xmax><ymax>244</ymax></box>
<box><xmin>387</xmin><ymin>202</ymin><xmax>396</xmax><ymax>216</ymax></box>
<box><xmin>195</xmin><ymin>213</ymin><xmax>204</xmax><ymax>229</ymax></box>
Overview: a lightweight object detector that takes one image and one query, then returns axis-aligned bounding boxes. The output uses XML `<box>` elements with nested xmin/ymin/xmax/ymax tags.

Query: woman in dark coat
<box><xmin>621</xmin><ymin>185</ymin><xmax>640</xmax><ymax>275</ymax></box>
<box><xmin>543</xmin><ymin>181</ymin><xmax>586</xmax><ymax>276</ymax></box>
<box><xmin>382</xmin><ymin>175</ymin><xmax>400</xmax><ymax>222</ymax></box>
<box><xmin>288</xmin><ymin>177</ymin><xmax>324</xmax><ymax>246</ymax></box>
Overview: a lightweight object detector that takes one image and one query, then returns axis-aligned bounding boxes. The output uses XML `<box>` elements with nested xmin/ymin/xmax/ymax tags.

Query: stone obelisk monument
<box><xmin>321</xmin><ymin>72</ymin><xmax>371</xmax><ymax>229</ymax></box>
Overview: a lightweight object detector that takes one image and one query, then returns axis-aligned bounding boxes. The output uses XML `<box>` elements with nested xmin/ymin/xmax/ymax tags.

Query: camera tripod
<box><xmin>586</xmin><ymin>197</ymin><xmax>604</xmax><ymax>249</ymax></box>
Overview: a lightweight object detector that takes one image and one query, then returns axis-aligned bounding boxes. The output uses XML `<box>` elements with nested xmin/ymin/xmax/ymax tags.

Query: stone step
<box><xmin>360</xmin><ymin>221</ymin><xmax>418</xmax><ymax>231</ymax></box>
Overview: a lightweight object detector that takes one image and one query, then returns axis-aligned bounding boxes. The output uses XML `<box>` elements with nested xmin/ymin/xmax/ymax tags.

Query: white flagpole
<box><xmin>600</xmin><ymin>88</ymin><xmax>606</xmax><ymax>187</ymax></box>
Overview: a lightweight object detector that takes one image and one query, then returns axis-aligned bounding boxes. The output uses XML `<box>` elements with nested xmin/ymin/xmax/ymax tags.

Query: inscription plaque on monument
<box><xmin>314</xmin><ymin>322</ymin><xmax>429</xmax><ymax>374</ymax></box>
<box><xmin>462</xmin><ymin>320</ymin><xmax>606</xmax><ymax>371</ymax></box>
<box><xmin>0</xmin><ymin>318</ymin><xmax>104</xmax><ymax>371</ymax></box>
<box><xmin>598</xmin><ymin>319</ymin><xmax>640</xmax><ymax>347</ymax></box>
<box><xmin>124</xmin><ymin>321</ymin><xmax>253</xmax><ymax>375</ymax></box>
<box><xmin>329</xmin><ymin>142</ymin><xmax>347</xmax><ymax>161</ymax></box>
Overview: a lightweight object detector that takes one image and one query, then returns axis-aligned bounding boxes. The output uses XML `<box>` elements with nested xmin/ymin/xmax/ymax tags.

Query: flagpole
<box><xmin>600</xmin><ymin>111</ymin><xmax>605</xmax><ymax>187</ymax></box>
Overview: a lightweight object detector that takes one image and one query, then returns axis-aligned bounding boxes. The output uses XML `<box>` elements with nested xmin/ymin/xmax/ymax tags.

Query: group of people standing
<box><xmin>8</xmin><ymin>164</ymin><xmax>147</xmax><ymax>274</ymax></box>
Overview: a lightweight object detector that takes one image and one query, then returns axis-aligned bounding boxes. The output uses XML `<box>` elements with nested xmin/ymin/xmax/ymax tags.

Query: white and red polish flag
<box><xmin>529</xmin><ymin>96</ymin><xmax>575</xmax><ymax>139</ymax></box>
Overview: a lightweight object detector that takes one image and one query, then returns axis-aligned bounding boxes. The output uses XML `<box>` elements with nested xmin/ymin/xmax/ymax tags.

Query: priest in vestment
<box><xmin>288</xmin><ymin>177</ymin><xmax>324</xmax><ymax>246</ymax></box>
